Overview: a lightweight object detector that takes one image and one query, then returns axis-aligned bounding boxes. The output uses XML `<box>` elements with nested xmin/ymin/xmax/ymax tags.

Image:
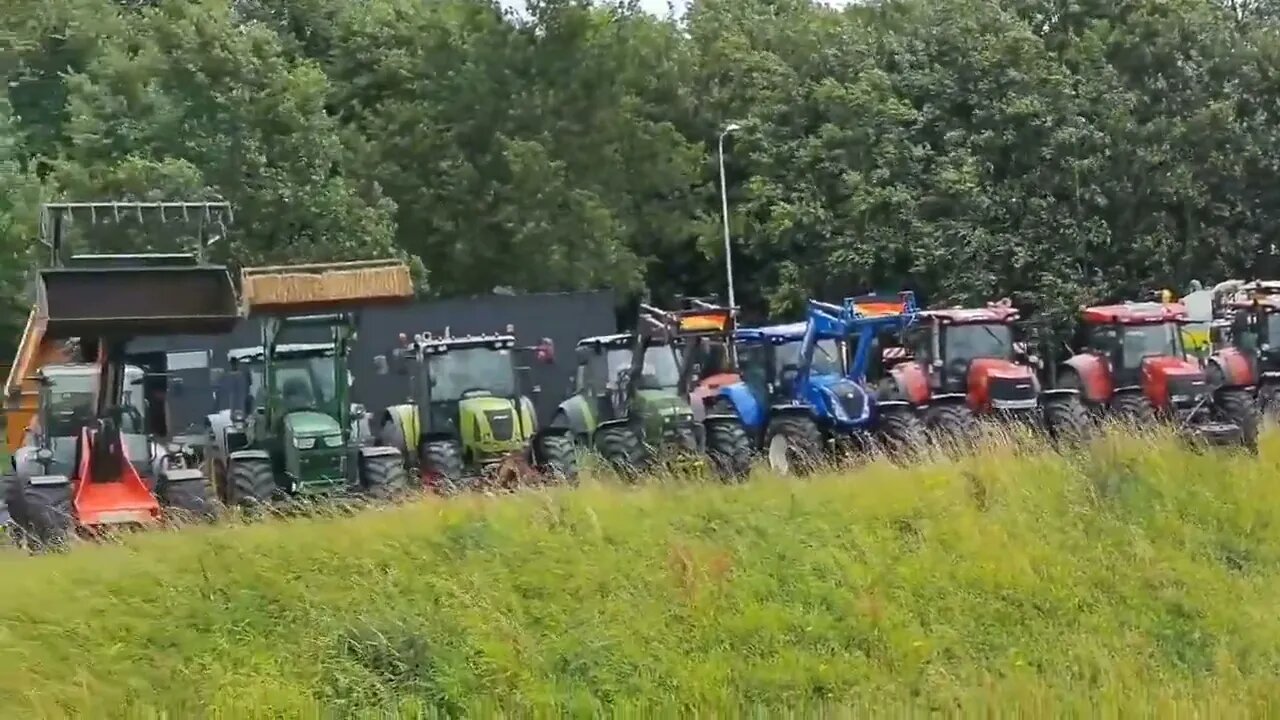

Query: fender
<box><xmin>768</xmin><ymin>402</ymin><xmax>816</xmax><ymax>421</ymax></box>
<box><xmin>1208</xmin><ymin>348</ymin><xmax>1256</xmax><ymax>388</ymax></box>
<box><xmin>1062</xmin><ymin>354</ymin><xmax>1112</xmax><ymax>404</ymax></box>
<box><xmin>228</xmin><ymin>449</ymin><xmax>271</xmax><ymax>462</ymax></box>
<box><xmin>890</xmin><ymin>363</ymin><xmax>931</xmax><ymax>406</ymax></box>
<box><xmin>379</xmin><ymin>404</ymin><xmax>419</xmax><ymax>452</ymax></box>
<box><xmin>928</xmin><ymin>392</ymin><xmax>967</xmax><ymax>404</ymax></box>
<box><xmin>358</xmin><ymin>445</ymin><xmax>401</xmax><ymax>460</ymax></box>
<box><xmin>158</xmin><ymin>467</ymin><xmax>205</xmax><ymax>485</ymax></box>
<box><xmin>553</xmin><ymin>396</ymin><xmax>594</xmax><ymax>438</ymax></box>
<box><xmin>719</xmin><ymin>382</ymin><xmax>765</xmax><ymax>431</ymax></box>
<box><xmin>1040</xmin><ymin>387</ymin><xmax>1081</xmax><ymax>398</ymax></box>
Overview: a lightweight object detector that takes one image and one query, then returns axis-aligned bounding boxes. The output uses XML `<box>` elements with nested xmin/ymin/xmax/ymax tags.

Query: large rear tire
<box><xmin>1216</xmin><ymin>387</ymin><xmax>1260</xmax><ymax>454</ymax></box>
<box><xmin>705</xmin><ymin>418</ymin><xmax>753</xmax><ymax>482</ymax></box>
<box><xmin>1042</xmin><ymin>394</ymin><xmax>1091</xmax><ymax>445</ymax></box>
<box><xmin>361</xmin><ymin>452</ymin><xmax>411</xmax><ymax>500</ymax></box>
<box><xmin>926</xmin><ymin>402</ymin><xmax>978</xmax><ymax>449</ymax></box>
<box><xmin>1110</xmin><ymin>391</ymin><xmax>1155</xmax><ymax>425</ymax></box>
<box><xmin>763</xmin><ymin>414</ymin><xmax>823</xmax><ymax>475</ymax></box>
<box><xmin>877</xmin><ymin>404</ymin><xmax>926</xmax><ymax>458</ymax></box>
<box><xmin>6</xmin><ymin>476</ymin><xmax>73</xmax><ymax>550</ymax></box>
<box><xmin>227</xmin><ymin>458</ymin><xmax>278</xmax><ymax>509</ymax></box>
<box><xmin>420</xmin><ymin>439</ymin><xmax>464</xmax><ymax>493</ymax></box>
<box><xmin>533</xmin><ymin>432</ymin><xmax>579</xmax><ymax>484</ymax></box>
<box><xmin>594</xmin><ymin>424</ymin><xmax>649</xmax><ymax>478</ymax></box>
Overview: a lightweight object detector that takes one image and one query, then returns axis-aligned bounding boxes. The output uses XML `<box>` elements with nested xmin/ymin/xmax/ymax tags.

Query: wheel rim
<box><xmin>767</xmin><ymin>434</ymin><xmax>791</xmax><ymax>473</ymax></box>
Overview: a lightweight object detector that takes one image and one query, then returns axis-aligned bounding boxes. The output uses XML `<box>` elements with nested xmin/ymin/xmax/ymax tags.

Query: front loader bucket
<box><xmin>38</xmin><ymin>265</ymin><xmax>239</xmax><ymax>339</ymax></box>
<box><xmin>241</xmin><ymin>259</ymin><xmax>413</xmax><ymax>315</ymax></box>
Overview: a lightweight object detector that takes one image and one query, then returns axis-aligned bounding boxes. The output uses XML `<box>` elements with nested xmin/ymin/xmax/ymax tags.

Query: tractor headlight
<box><xmin>294</xmin><ymin>436</ymin><xmax>317</xmax><ymax>449</ymax></box>
<box><xmin>322</xmin><ymin>434</ymin><xmax>344</xmax><ymax>448</ymax></box>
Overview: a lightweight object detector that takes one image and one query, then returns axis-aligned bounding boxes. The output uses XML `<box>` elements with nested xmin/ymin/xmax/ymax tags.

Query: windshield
<box><xmin>774</xmin><ymin>339</ymin><xmax>842</xmax><ymax>376</ymax></box>
<box><xmin>944</xmin><ymin>323</ymin><xmax>1014</xmax><ymax>362</ymax></box>
<box><xmin>606</xmin><ymin>346</ymin><xmax>680</xmax><ymax>390</ymax></box>
<box><xmin>1266</xmin><ymin>312</ymin><xmax>1280</xmax><ymax>347</ymax></box>
<box><xmin>44</xmin><ymin>372</ymin><xmax>146</xmax><ymax>436</ymax></box>
<box><xmin>1118</xmin><ymin>322</ymin><xmax>1182</xmax><ymax>367</ymax></box>
<box><xmin>427</xmin><ymin>347</ymin><xmax>516</xmax><ymax>401</ymax></box>
<box><xmin>253</xmin><ymin>356</ymin><xmax>338</xmax><ymax>412</ymax></box>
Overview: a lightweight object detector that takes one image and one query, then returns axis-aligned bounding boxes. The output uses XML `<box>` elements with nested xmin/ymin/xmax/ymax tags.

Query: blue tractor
<box><xmin>697</xmin><ymin>292</ymin><xmax>926</xmax><ymax>473</ymax></box>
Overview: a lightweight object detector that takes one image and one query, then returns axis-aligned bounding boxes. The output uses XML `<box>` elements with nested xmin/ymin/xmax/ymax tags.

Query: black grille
<box><xmin>485</xmin><ymin>410</ymin><xmax>515</xmax><ymax>441</ymax></box>
<box><xmin>1167</xmin><ymin>376</ymin><xmax>1207</xmax><ymax>406</ymax></box>
<box><xmin>830</xmin><ymin>384</ymin><xmax>867</xmax><ymax>419</ymax></box>
<box><xmin>989</xmin><ymin>377</ymin><xmax>1035</xmax><ymax>402</ymax></box>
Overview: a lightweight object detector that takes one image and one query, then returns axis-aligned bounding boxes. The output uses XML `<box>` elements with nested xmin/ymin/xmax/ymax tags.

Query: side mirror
<box><xmin>209</xmin><ymin>367</ymin><xmax>225</xmax><ymax>385</ymax></box>
<box><xmin>374</xmin><ymin>355</ymin><xmax>389</xmax><ymax>375</ymax></box>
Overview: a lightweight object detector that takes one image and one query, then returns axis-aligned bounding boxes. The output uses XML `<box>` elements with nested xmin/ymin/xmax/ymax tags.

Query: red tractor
<box><xmin>1052</xmin><ymin>301</ymin><xmax>1256</xmax><ymax>450</ymax></box>
<box><xmin>874</xmin><ymin>301</ymin><xmax>1090</xmax><ymax>444</ymax></box>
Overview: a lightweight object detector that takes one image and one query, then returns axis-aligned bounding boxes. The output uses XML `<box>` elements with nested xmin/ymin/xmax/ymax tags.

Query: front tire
<box><xmin>1110</xmin><ymin>391</ymin><xmax>1155</xmax><ymax>425</ymax></box>
<box><xmin>1216</xmin><ymin>387</ymin><xmax>1260</xmax><ymax>454</ymax></box>
<box><xmin>158</xmin><ymin>477</ymin><xmax>219</xmax><ymax>522</ymax></box>
<box><xmin>704</xmin><ymin>418</ymin><xmax>753</xmax><ymax>482</ymax></box>
<box><xmin>763</xmin><ymin>414</ymin><xmax>823</xmax><ymax>475</ymax></box>
<box><xmin>227</xmin><ymin>458</ymin><xmax>278</xmax><ymax>510</ymax></box>
<box><xmin>420</xmin><ymin>439</ymin><xmax>465</xmax><ymax>493</ymax></box>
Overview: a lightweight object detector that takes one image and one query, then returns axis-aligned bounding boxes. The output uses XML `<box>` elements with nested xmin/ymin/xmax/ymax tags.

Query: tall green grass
<box><xmin>3</xmin><ymin>429</ymin><xmax>1280</xmax><ymax>717</ymax></box>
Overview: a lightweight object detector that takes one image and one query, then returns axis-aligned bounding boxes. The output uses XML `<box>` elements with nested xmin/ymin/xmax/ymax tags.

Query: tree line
<box><xmin>4</xmin><ymin>0</ymin><xmax>1280</xmax><ymax>358</ymax></box>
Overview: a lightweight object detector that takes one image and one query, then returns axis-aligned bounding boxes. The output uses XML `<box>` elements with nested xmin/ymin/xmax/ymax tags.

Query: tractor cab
<box><xmin>1076</xmin><ymin>303</ymin><xmax>1203</xmax><ymax>409</ymax></box>
<box><xmin>733</xmin><ymin>323</ymin><xmax>844</xmax><ymax>413</ymax></box>
<box><xmin>898</xmin><ymin>304</ymin><xmax>1038</xmax><ymax>412</ymax></box>
<box><xmin>573</xmin><ymin>332</ymin><xmax>685</xmax><ymax>430</ymax></box>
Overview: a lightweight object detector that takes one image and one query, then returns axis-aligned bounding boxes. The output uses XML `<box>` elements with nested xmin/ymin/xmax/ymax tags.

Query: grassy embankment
<box><xmin>2</xmin><ymin>428</ymin><xmax>1280</xmax><ymax>716</ymax></box>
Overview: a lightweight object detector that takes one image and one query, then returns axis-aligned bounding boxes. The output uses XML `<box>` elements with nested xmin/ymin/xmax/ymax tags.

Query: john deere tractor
<box><xmin>549</xmin><ymin>302</ymin><xmax>753</xmax><ymax>480</ymax></box>
<box><xmin>375</xmin><ymin>331</ymin><xmax>575</xmax><ymax>491</ymax></box>
<box><xmin>202</xmin><ymin>260</ymin><xmax>413</xmax><ymax>507</ymax></box>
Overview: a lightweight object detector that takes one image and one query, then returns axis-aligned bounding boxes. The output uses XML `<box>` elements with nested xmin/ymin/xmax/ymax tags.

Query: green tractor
<box><xmin>203</xmin><ymin>313</ymin><xmax>409</xmax><ymax>506</ymax></box>
<box><xmin>202</xmin><ymin>259</ymin><xmax>414</xmax><ymax>507</ymax></box>
<box><xmin>375</xmin><ymin>331</ymin><xmax>576</xmax><ymax>491</ymax></box>
<box><xmin>549</xmin><ymin>302</ymin><xmax>754</xmax><ymax>480</ymax></box>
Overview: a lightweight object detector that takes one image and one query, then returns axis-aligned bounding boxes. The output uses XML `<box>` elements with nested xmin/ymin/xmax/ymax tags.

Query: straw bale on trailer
<box><xmin>241</xmin><ymin>259</ymin><xmax>413</xmax><ymax>313</ymax></box>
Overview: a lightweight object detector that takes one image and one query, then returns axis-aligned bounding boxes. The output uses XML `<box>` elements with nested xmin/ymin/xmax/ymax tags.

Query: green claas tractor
<box><xmin>375</xmin><ymin>331</ymin><xmax>576</xmax><ymax>491</ymax></box>
<box><xmin>202</xmin><ymin>260</ymin><xmax>413</xmax><ymax>507</ymax></box>
<box><xmin>549</xmin><ymin>302</ymin><xmax>753</xmax><ymax>480</ymax></box>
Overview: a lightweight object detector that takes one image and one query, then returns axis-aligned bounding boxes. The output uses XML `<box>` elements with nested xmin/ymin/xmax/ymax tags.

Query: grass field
<box><xmin>3</xmin><ymin>429</ymin><xmax>1280</xmax><ymax>716</ymax></box>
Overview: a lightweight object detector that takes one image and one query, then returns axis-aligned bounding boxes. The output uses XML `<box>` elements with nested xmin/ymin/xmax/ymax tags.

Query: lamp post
<box><xmin>718</xmin><ymin>122</ymin><xmax>742</xmax><ymax>314</ymax></box>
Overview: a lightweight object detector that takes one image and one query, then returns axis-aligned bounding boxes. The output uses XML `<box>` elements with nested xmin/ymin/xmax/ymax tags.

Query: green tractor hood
<box><xmin>458</xmin><ymin>394</ymin><xmax>536</xmax><ymax>462</ymax></box>
<box><xmin>283</xmin><ymin>410</ymin><xmax>347</xmax><ymax>492</ymax></box>
<box><xmin>631</xmin><ymin>388</ymin><xmax>695</xmax><ymax>442</ymax></box>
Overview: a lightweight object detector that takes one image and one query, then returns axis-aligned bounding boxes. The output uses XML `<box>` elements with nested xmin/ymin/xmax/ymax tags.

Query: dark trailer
<box><xmin>126</xmin><ymin>289</ymin><xmax>617</xmax><ymax>433</ymax></box>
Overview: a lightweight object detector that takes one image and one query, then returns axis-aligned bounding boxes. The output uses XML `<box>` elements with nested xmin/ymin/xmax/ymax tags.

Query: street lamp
<box><xmin>718</xmin><ymin>122</ymin><xmax>742</xmax><ymax>314</ymax></box>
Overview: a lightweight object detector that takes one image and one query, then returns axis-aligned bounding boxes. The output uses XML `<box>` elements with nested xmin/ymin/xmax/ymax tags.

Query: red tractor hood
<box><xmin>967</xmin><ymin>358</ymin><xmax>1037</xmax><ymax>410</ymax></box>
<box><xmin>1139</xmin><ymin>356</ymin><xmax>1206</xmax><ymax>409</ymax></box>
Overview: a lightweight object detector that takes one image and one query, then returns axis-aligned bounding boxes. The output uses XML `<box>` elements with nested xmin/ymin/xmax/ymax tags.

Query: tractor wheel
<box><xmin>1042</xmin><ymin>394</ymin><xmax>1091</xmax><ymax>446</ymax></box>
<box><xmin>360</xmin><ymin>452</ymin><xmax>411</xmax><ymax>500</ymax></box>
<box><xmin>926</xmin><ymin>403</ymin><xmax>978</xmax><ymax>450</ymax></box>
<box><xmin>227</xmin><ymin>459</ymin><xmax>279</xmax><ymax>510</ymax></box>
<box><xmin>1110</xmin><ymin>392</ymin><xmax>1155</xmax><ymax>426</ymax></box>
<box><xmin>705</xmin><ymin>419</ymin><xmax>753</xmax><ymax>482</ymax></box>
<box><xmin>877</xmin><ymin>405</ymin><xmax>926</xmax><ymax>459</ymax></box>
<box><xmin>1216</xmin><ymin>388</ymin><xmax>1260</xmax><ymax>454</ymax></box>
<box><xmin>594</xmin><ymin>424</ymin><xmax>649</xmax><ymax>478</ymax></box>
<box><xmin>763</xmin><ymin>414</ymin><xmax>824</xmax><ymax>476</ymax></box>
<box><xmin>6</xmin><ymin>475</ymin><xmax>72</xmax><ymax>551</ymax></box>
<box><xmin>158</xmin><ymin>478</ymin><xmax>220</xmax><ymax>522</ymax></box>
<box><xmin>1260</xmin><ymin>383</ymin><xmax>1280</xmax><ymax>424</ymax></box>
<box><xmin>420</xmin><ymin>439</ymin><xmax>464</xmax><ymax>493</ymax></box>
<box><xmin>533</xmin><ymin>433</ymin><xmax>579</xmax><ymax>484</ymax></box>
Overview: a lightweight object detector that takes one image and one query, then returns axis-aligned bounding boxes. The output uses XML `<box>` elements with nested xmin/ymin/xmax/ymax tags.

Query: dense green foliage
<box><xmin>5</xmin><ymin>0</ymin><xmax>1280</xmax><ymax>341</ymax></box>
<box><xmin>2</xmin><ymin>431</ymin><xmax>1280</xmax><ymax>715</ymax></box>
